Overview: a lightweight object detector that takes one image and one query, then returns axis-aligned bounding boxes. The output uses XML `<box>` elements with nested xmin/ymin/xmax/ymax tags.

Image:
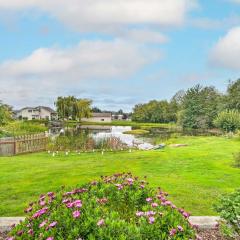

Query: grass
<box><xmin>0</xmin><ymin>136</ymin><xmax>239</xmax><ymax>216</ymax></box>
<box><xmin>123</xmin><ymin>129</ymin><xmax>150</xmax><ymax>135</ymax></box>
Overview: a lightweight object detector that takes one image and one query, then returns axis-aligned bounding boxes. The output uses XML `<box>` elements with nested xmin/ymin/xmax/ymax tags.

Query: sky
<box><xmin>0</xmin><ymin>0</ymin><xmax>240</xmax><ymax>111</ymax></box>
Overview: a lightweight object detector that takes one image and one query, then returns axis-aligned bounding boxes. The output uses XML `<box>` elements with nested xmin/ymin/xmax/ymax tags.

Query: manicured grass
<box><xmin>0</xmin><ymin>136</ymin><xmax>239</xmax><ymax>216</ymax></box>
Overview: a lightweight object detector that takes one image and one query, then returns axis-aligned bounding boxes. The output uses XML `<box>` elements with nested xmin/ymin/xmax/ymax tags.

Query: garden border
<box><xmin>0</xmin><ymin>216</ymin><xmax>220</xmax><ymax>232</ymax></box>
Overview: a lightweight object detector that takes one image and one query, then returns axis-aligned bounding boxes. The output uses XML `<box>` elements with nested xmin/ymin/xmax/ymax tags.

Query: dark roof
<box><xmin>92</xmin><ymin>112</ymin><xmax>112</xmax><ymax>118</ymax></box>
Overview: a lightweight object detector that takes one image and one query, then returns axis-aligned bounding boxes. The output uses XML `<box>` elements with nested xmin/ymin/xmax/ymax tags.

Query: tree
<box><xmin>92</xmin><ymin>107</ymin><xmax>102</xmax><ymax>113</ymax></box>
<box><xmin>0</xmin><ymin>101</ymin><xmax>12</xmax><ymax>125</ymax></box>
<box><xmin>55</xmin><ymin>96</ymin><xmax>92</xmax><ymax>120</ymax></box>
<box><xmin>132</xmin><ymin>100</ymin><xmax>177</xmax><ymax>123</ymax></box>
<box><xmin>214</xmin><ymin>110</ymin><xmax>240</xmax><ymax>132</ymax></box>
<box><xmin>226</xmin><ymin>79</ymin><xmax>240</xmax><ymax>111</ymax></box>
<box><xmin>179</xmin><ymin>85</ymin><xmax>222</xmax><ymax>129</ymax></box>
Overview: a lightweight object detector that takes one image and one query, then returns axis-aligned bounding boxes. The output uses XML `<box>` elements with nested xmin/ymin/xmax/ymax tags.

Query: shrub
<box><xmin>8</xmin><ymin>173</ymin><xmax>197</xmax><ymax>240</ymax></box>
<box><xmin>214</xmin><ymin>189</ymin><xmax>240</xmax><ymax>238</ymax></box>
<box><xmin>214</xmin><ymin>110</ymin><xmax>240</xmax><ymax>133</ymax></box>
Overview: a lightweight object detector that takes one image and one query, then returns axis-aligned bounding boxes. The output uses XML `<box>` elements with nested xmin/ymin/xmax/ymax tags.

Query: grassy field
<box><xmin>0</xmin><ymin>136</ymin><xmax>239</xmax><ymax>217</ymax></box>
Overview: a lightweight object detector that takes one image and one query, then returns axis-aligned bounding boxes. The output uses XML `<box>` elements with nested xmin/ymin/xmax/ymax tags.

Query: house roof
<box><xmin>92</xmin><ymin>112</ymin><xmax>112</xmax><ymax>118</ymax></box>
<box><xmin>18</xmin><ymin>106</ymin><xmax>56</xmax><ymax>113</ymax></box>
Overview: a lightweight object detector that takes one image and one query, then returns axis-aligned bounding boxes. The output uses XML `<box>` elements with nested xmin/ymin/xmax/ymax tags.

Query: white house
<box><xmin>15</xmin><ymin>106</ymin><xmax>57</xmax><ymax>121</ymax></box>
<box><xmin>81</xmin><ymin>113</ymin><xmax>112</xmax><ymax>122</ymax></box>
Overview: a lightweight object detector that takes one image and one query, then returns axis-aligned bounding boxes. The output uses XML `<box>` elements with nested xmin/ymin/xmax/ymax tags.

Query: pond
<box><xmin>50</xmin><ymin>124</ymin><xmax>221</xmax><ymax>151</ymax></box>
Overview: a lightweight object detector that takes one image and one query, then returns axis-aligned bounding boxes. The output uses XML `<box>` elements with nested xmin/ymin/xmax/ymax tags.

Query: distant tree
<box><xmin>226</xmin><ymin>79</ymin><xmax>240</xmax><ymax>111</ymax></box>
<box><xmin>179</xmin><ymin>85</ymin><xmax>222</xmax><ymax>129</ymax></box>
<box><xmin>55</xmin><ymin>96</ymin><xmax>92</xmax><ymax>120</ymax></box>
<box><xmin>92</xmin><ymin>107</ymin><xmax>102</xmax><ymax>113</ymax></box>
<box><xmin>117</xmin><ymin>109</ymin><xmax>124</xmax><ymax>115</ymax></box>
<box><xmin>132</xmin><ymin>100</ymin><xmax>176</xmax><ymax>123</ymax></box>
<box><xmin>0</xmin><ymin>101</ymin><xmax>12</xmax><ymax>125</ymax></box>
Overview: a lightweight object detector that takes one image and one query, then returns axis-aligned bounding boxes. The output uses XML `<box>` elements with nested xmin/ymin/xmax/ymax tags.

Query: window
<box><xmin>28</xmin><ymin>110</ymin><xmax>32</xmax><ymax>113</ymax></box>
<box><xmin>101</xmin><ymin>119</ymin><xmax>105</xmax><ymax>121</ymax></box>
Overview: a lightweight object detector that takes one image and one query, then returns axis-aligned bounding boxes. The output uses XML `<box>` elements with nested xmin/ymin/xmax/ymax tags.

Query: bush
<box><xmin>8</xmin><ymin>173</ymin><xmax>197</xmax><ymax>240</ymax></box>
<box><xmin>214</xmin><ymin>189</ymin><xmax>240</xmax><ymax>238</ymax></box>
<box><xmin>214</xmin><ymin>110</ymin><xmax>240</xmax><ymax>133</ymax></box>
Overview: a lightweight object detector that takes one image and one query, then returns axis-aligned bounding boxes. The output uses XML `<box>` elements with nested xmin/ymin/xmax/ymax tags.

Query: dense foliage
<box><xmin>132</xmin><ymin>79</ymin><xmax>240</xmax><ymax>131</ymax></box>
<box><xmin>132</xmin><ymin>100</ymin><xmax>178</xmax><ymax>123</ymax></box>
<box><xmin>48</xmin><ymin>132</ymin><xmax>126</xmax><ymax>152</ymax></box>
<box><xmin>179</xmin><ymin>85</ymin><xmax>222</xmax><ymax>129</ymax></box>
<box><xmin>0</xmin><ymin>121</ymin><xmax>47</xmax><ymax>136</ymax></box>
<box><xmin>0</xmin><ymin>101</ymin><xmax>12</xmax><ymax>126</ymax></box>
<box><xmin>55</xmin><ymin>96</ymin><xmax>92</xmax><ymax>120</ymax></box>
<box><xmin>225</xmin><ymin>79</ymin><xmax>240</xmax><ymax>111</ymax></box>
<box><xmin>214</xmin><ymin>189</ymin><xmax>240</xmax><ymax>238</ymax></box>
<box><xmin>214</xmin><ymin>110</ymin><xmax>240</xmax><ymax>132</ymax></box>
<box><xmin>8</xmin><ymin>173</ymin><xmax>197</xmax><ymax>240</ymax></box>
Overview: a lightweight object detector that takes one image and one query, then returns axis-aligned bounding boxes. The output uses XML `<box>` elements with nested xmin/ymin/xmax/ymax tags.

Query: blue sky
<box><xmin>0</xmin><ymin>0</ymin><xmax>240</xmax><ymax>111</ymax></box>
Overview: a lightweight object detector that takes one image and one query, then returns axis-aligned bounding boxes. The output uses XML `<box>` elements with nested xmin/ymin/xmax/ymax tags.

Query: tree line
<box><xmin>132</xmin><ymin>79</ymin><xmax>240</xmax><ymax>132</ymax></box>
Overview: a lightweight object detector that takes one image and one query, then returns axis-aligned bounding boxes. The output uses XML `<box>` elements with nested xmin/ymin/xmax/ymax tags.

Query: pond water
<box><xmin>52</xmin><ymin>124</ymin><xmax>220</xmax><ymax>150</ymax></box>
<box><xmin>80</xmin><ymin>126</ymin><xmax>147</xmax><ymax>147</ymax></box>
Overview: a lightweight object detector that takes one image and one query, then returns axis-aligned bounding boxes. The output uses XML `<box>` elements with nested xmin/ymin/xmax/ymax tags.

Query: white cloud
<box><xmin>0</xmin><ymin>39</ymin><xmax>161</xmax><ymax>108</ymax></box>
<box><xmin>124</xmin><ymin>29</ymin><xmax>168</xmax><ymax>44</ymax></box>
<box><xmin>210</xmin><ymin>27</ymin><xmax>240</xmax><ymax>70</ymax></box>
<box><xmin>0</xmin><ymin>0</ymin><xmax>197</xmax><ymax>31</ymax></box>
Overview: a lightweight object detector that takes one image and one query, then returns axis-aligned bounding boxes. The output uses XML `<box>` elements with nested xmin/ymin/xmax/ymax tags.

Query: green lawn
<box><xmin>0</xmin><ymin>136</ymin><xmax>239</xmax><ymax>216</ymax></box>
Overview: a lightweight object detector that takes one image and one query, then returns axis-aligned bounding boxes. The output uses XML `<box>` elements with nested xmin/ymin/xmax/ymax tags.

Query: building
<box><xmin>15</xmin><ymin>106</ymin><xmax>57</xmax><ymax>121</ymax></box>
<box><xmin>81</xmin><ymin>112</ymin><xmax>112</xmax><ymax>122</ymax></box>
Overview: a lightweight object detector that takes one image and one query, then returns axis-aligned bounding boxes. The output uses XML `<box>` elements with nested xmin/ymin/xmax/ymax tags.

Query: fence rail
<box><xmin>0</xmin><ymin>133</ymin><xmax>48</xmax><ymax>156</ymax></box>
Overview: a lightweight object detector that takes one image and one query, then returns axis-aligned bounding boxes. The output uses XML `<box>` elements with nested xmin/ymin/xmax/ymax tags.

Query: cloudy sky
<box><xmin>0</xmin><ymin>0</ymin><xmax>240</xmax><ymax>111</ymax></box>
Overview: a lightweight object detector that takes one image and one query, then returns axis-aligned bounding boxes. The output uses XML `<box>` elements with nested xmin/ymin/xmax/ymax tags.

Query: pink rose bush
<box><xmin>8</xmin><ymin>173</ymin><xmax>197</xmax><ymax>239</ymax></box>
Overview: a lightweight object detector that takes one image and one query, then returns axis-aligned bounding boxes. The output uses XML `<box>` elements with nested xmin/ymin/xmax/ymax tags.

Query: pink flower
<box><xmin>127</xmin><ymin>178</ymin><xmax>134</xmax><ymax>185</ymax></box>
<box><xmin>97</xmin><ymin>219</ymin><xmax>105</xmax><ymax>226</ymax></box>
<box><xmin>39</xmin><ymin>220</ymin><xmax>48</xmax><ymax>228</ymax></box>
<box><xmin>73</xmin><ymin>210</ymin><xmax>81</xmax><ymax>218</ymax></box>
<box><xmin>32</xmin><ymin>207</ymin><xmax>48</xmax><ymax>219</ymax></box>
<box><xmin>47</xmin><ymin>192</ymin><xmax>54</xmax><ymax>197</ymax></box>
<box><xmin>28</xmin><ymin>229</ymin><xmax>34</xmax><ymax>236</ymax></box>
<box><xmin>46</xmin><ymin>237</ymin><xmax>54</xmax><ymax>240</ymax></box>
<box><xmin>169</xmin><ymin>228</ymin><xmax>177</xmax><ymax>236</ymax></box>
<box><xmin>49</xmin><ymin>221</ymin><xmax>57</xmax><ymax>228</ymax></box>
<box><xmin>151</xmin><ymin>202</ymin><xmax>158</xmax><ymax>208</ymax></box>
<box><xmin>177</xmin><ymin>225</ymin><xmax>184</xmax><ymax>232</ymax></box>
<box><xmin>115</xmin><ymin>184</ymin><xmax>123</xmax><ymax>190</ymax></box>
<box><xmin>145</xmin><ymin>211</ymin><xmax>156</xmax><ymax>216</ymax></box>
<box><xmin>74</xmin><ymin>200</ymin><xmax>82</xmax><ymax>208</ymax></box>
<box><xmin>39</xmin><ymin>201</ymin><xmax>46</xmax><ymax>206</ymax></box>
<box><xmin>6</xmin><ymin>237</ymin><xmax>15</xmax><ymax>240</ymax></box>
<box><xmin>182</xmin><ymin>211</ymin><xmax>190</xmax><ymax>218</ymax></box>
<box><xmin>146</xmin><ymin>198</ymin><xmax>152</xmax><ymax>202</ymax></box>
<box><xmin>136</xmin><ymin>211</ymin><xmax>144</xmax><ymax>217</ymax></box>
<box><xmin>149</xmin><ymin>216</ymin><xmax>155</xmax><ymax>224</ymax></box>
<box><xmin>24</xmin><ymin>207</ymin><xmax>32</xmax><ymax>213</ymax></box>
<box><xmin>140</xmin><ymin>184</ymin><xmax>145</xmax><ymax>189</ymax></box>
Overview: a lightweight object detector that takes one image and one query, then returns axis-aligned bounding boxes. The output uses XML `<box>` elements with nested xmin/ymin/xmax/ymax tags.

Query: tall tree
<box><xmin>226</xmin><ymin>79</ymin><xmax>240</xmax><ymax>111</ymax></box>
<box><xmin>0</xmin><ymin>101</ymin><xmax>12</xmax><ymax>125</ymax></box>
<box><xmin>179</xmin><ymin>85</ymin><xmax>221</xmax><ymax>129</ymax></box>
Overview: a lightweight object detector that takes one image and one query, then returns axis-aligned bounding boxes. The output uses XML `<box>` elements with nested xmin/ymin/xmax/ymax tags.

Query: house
<box><xmin>15</xmin><ymin>106</ymin><xmax>58</xmax><ymax>121</ymax></box>
<box><xmin>81</xmin><ymin>112</ymin><xmax>112</xmax><ymax>122</ymax></box>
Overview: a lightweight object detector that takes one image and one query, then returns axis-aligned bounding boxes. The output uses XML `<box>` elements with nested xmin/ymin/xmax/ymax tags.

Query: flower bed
<box><xmin>8</xmin><ymin>173</ymin><xmax>198</xmax><ymax>239</ymax></box>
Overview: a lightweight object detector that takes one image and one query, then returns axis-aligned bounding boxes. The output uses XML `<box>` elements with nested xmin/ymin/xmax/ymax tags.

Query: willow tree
<box><xmin>0</xmin><ymin>101</ymin><xmax>12</xmax><ymax>125</ymax></box>
<box><xmin>55</xmin><ymin>96</ymin><xmax>92</xmax><ymax>121</ymax></box>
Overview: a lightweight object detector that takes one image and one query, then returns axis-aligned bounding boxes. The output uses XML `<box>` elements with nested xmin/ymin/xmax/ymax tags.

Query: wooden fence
<box><xmin>0</xmin><ymin>133</ymin><xmax>48</xmax><ymax>156</ymax></box>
